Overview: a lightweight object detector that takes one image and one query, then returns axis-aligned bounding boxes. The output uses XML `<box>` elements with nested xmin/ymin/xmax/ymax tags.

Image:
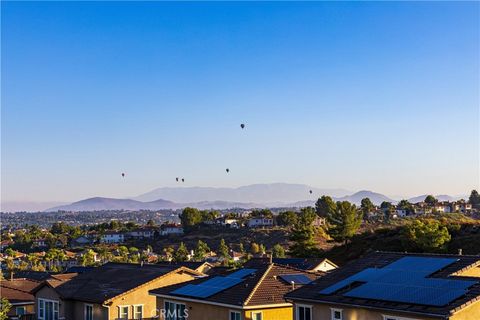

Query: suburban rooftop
<box><xmin>285</xmin><ymin>251</ymin><xmax>480</xmax><ymax>318</ymax></box>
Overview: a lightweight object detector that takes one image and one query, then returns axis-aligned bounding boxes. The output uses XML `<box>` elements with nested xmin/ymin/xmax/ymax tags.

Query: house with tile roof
<box><xmin>1</xmin><ymin>278</ymin><xmax>42</xmax><ymax>319</ymax></box>
<box><xmin>244</xmin><ymin>258</ymin><xmax>338</xmax><ymax>273</ymax></box>
<box><xmin>150</xmin><ymin>263</ymin><xmax>322</xmax><ymax>320</ymax></box>
<box><xmin>285</xmin><ymin>251</ymin><xmax>480</xmax><ymax>320</ymax></box>
<box><xmin>32</xmin><ymin>262</ymin><xmax>203</xmax><ymax>320</ymax></box>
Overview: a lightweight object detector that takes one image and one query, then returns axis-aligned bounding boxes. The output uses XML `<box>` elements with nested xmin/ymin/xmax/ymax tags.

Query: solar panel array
<box><xmin>319</xmin><ymin>257</ymin><xmax>478</xmax><ymax>306</ymax></box>
<box><xmin>279</xmin><ymin>274</ymin><xmax>312</xmax><ymax>285</ymax></box>
<box><xmin>171</xmin><ymin>268</ymin><xmax>257</xmax><ymax>298</ymax></box>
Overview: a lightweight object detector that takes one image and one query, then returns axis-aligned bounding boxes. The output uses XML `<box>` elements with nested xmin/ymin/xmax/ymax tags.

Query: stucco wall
<box><xmin>450</xmin><ymin>300</ymin><xmax>480</xmax><ymax>320</ymax></box>
<box><xmin>293</xmin><ymin>303</ymin><xmax>439</xmax><ymax>320</ymax></box>
<box><xmin>155</xmin><ymin>297</ymin><xmax>292</xmax><ymax>320</ymax></box>
<box><xmin>35</xmin><ymin>286</ymin><xmax>65</xmax><ymax>319</ymax></box>
<box><xmin>106</xmin><ymin>271</ymin><xmax>196</xmax><ymax>320</ymax></box>
<box><xmin>7</xmin><ymin>303</ymin><xmax>35</xmax><ymax>317</ymax></box>
<box><xmin>456</xmin><ymin>266</ymin><xmax>480</xmax><ymax>278</ymax></box>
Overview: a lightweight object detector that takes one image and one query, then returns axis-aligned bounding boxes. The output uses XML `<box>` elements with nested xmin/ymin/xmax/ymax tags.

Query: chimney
<box><xmin>291</xmin><ymin>281</ymin><xmax>295</xmax><ymax>291</ymax></box>
<box><xmin>269</xmin><ymin>253</ymin><xmax>273</xmax><ymax>265</ymax></box>
<box><xmin>140</xmin><ymin>261</ymin><xmax>144</xmax><ymax>267</ymax></box>
<box><xmin>458</xmin><ymin>248</ymin><xmax>463</xmax><ymax>256</ymax></box>
<box><xmin>10</xmin><ymin>270</ymin><xmax>14</xmax><ymax>281</ymax></box>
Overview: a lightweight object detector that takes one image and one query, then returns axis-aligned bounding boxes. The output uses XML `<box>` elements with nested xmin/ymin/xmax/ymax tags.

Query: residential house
<box><xmin>286</xmin><ymin>251</ymin><xmax>480</xmax><ymax>320</ymax></box>
<box><xmin>452</xmin><ymin>201</ymin><xmax>473</xmax><ymax>214</ymax></box>
<box><xmin>71</xmin><ymin>236</ymin><xmax>93</xmax><ymax>247</ymax></box>
<box><xmin>155</xmin><ymin>261</ymin><xmax>214</xmax><ymax>274</ymax></box>
<box><xmin>1</xmin><ymin>240</ymin><xmax>14</xmax><ymax>252</ymax></box>
<box><xmin>127</xmin><ymin>227</ymin><xmax>156</xmax><ymax>240</ymax></box>
<box><xmin>394</xmin><ymin>209</ymin><xmax>408</xmax><ymax>218</ymax></box>
<box><xmin>32</xmin><ymin>239</ymin><xmax>47</xmax><ymax>249</ymax></box>
<box><xmin>248</xmin><ymin>217</ymin><xmax>274</xmax><ymax>228</ymax></box>
<box><xmin>150</xmin><ymin>264</ymin><xmax>321</xmax><ymax>320</ymax></box>
<box><xmin>32</xmin><ymin>273</ymin><xmax>78</xmax><ymax>320</ymax></box>
<box><xmin>223</xmin><ymin>218</ymin><xmax>240</xmax><ymax>228</ymax></box>
<box><xmin>245</xmin><ymin>258</ymin><xmax>338</xmax><ymax>273</ymax></box>
<box><xmin>99</xmin><ymin>231</ymin><xmax>125</xmax><ymax>244</ymax></box>
<box><xmin>1</xmin><ymin>278</ymin><xmax>42</xmax><ymax>319</ymax></box>
<box><xmin>414</xmin><ymin>203</ymin><xmax>433</xmax><ymax>215</ymax></box>
<box><xmin>312</xmin><ymin>216</ymin><xmax>326</xmax><ymax>227</ymax></box>
<box><xmin>33</xmin><ymin>262</ymin><xmax>203</xmax><ymax>320</ymax></box>
<box><xmin>160</xmin><ymin>224</ymin><xmax>184</xmax><ymax>236</ymax></box>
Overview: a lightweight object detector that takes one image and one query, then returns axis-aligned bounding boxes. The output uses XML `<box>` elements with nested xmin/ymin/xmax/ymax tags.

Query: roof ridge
<box><xmin>104</xmin><ymin>266</ymin><xmax>204</xmax><ymax>304</ymax></box>
<box><xmin>375</xmin><ymin>250</ymin><xmax>480</xmax><ymax>258</ymax></box>
<box><xmin>244</xmin><ymin>264</ymin><xmax>273</xmax><ymax>306</ymax></box>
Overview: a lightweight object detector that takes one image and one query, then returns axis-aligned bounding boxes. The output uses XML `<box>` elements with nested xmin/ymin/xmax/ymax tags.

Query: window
<box><xmin>38</xmin><ymin>299</ymin><xmax>59</xmax><ymax>320</ymax></box>
<box><xmin>84</xmin><ymin>304</ymin><xmax>93</xmax><ymax>320</ymax></box>
<box><xmin>16</xmin><ymin>307</ymin><xmax>26</xmax><ymax>316</ymax></box>
<box><xmin>119</xmin><ymin>306</ymin><xmax>129</xmax><ymax>320</ymax></box>
<box><xmin>38</xmin><ymin>300</ymin><xmax>45</xmax><ymax>319</ymax></box>
<box><xmin>164</xmin><ymin>301</ymin><xmax>186</xmax><ymax>320</ymax></box>
<box><xmin>296</xmin><ymin>305</ymin><xmax>312</xmax><ymax>320</ymax></box>
<box><xmin>133</xmin><ymin>305</ymin><xmax>143</xmax><ymax>320</ymax></box>
<box><xmin>331</xmin><ymin>308</ymin><xmax>343</xmax><ymax>320</ymax></box>
<box><xmin>251</xmin><ymin>312</ymin><xmax>262</xmax><ymax>320</ymax></box>
<box><xmin>229</xmin><ymin>311</ymin><xmax>241</xmax><ymax>320</ymax></box>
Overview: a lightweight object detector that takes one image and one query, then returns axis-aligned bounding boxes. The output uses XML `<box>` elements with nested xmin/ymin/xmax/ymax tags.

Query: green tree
<box><xmin>277</xmin><ymin>211</ymin><xmax>298</xmax><ymax>227</ymax></box>
<box><xmin>146</xmin><ymin>219</ymin><xmax>156</xmax><ymax>227</ymax></box>
<box><xmin>397</xmin><ymin>199</ymin><xmax>413</xmax><ymax>215</ymax></box>
<box><xmin>117</xmin><ymin>246</ymin><xmax>129</xmax><ymax>262</ymax></box>
<box><xmin>360</xmin><ymin>198</ymin><xmax>375</xmax><ymax>216</ymax></box>
<box><xmin>0</xmin><ymin>298</ymin><xmax>11</xmax><ymax>320</ymax></box>
<box><xmin>404</xmin><ymin>219</ymin><xmax>451</xmax><ymax>252</ymax></box>
<box><xmin>469</xmin><ymin>190</ymin><xmax>480</xmax><ymax>209</ymax></box>
<box><xmin>250</xmin><ymin>209</ymin><xmax>273</xmax><ymax>219</ymax></box>
<box><xmin>79</xmin><ymin>249</ymin><xmax>96</xmax><ymax>266</ymax></box>
<box><xmin>259</xmin><ymin>244</ymin><xmax>266</xmax><ymax>255</ymax></box>
<box><xmin>250</xmin><ymin>242</ymin><xmax>260</xmax><ymax>254</ymax></box>
<box><xmin>315</xmin><ymin>196</ymin><xmax>337</xmax><ymax>217</ymax></box>
<box><xmin>272</xmin><ymin>244</ymin><xmax>285</xmax><ymax>258</ymax></box>
<box><xmin>424</xmin><ymin>195</ymin><xmax>438</xmax><ymax>206</ymax></box>
<box><xmin>179</xmin><ymin>207</ymin><xmax>202</xmax><ymax>231</ymax></box>
<box><xmin>162</xmin><ymin>246</ymin><xmax>175</xmax><ymax>261</ymax></box>
<box><xmin>299</xmin><ymin>207</ymin><xmax>317</xmax><ymax>225</ymax></box>
<box><xmin>218</xmin><ymin>239</ymin><xmax>229</xmax><ymax>260</ymax></box>
<box><xmin>288</xmin><ymin>208</ymin><xmax>318</xmax><ymax>257</ymax></box>
<box><xmin>174</xmin><ymin>242</ymin><xmax>189</xmax><ymax>262</ymax></box>
<box><xmin>327</xmin><ymin>201</ymin><xmax>362</xmax><ymax>244</ymax></box>
<box><xmin>193</xmin><ymin>240</ymin><xmax>210</xmax><ymax>261</ymax></box>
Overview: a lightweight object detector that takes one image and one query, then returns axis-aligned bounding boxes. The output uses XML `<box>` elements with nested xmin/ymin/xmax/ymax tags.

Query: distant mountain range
<box><xmin>134</xmin><ymin>183</ymin><xmax>350</xmax><ymax>203</ymax></box>
<box><xmin>1</xmin><ymin>184</ymin><xmax>468</xmax><ymax>212</ymax></box>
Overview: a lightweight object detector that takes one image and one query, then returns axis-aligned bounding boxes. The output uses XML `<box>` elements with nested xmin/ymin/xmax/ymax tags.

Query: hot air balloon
<box><xmin>226</xmin><ymin>168</ymin><xmax>230</xmax><ymax>173</ymax></box>
<box><xmin>121</xmin><ymin>173</ymin><xmax>125</xmax><ymax>178</ymax></box>
<box><xmin>176</xmin><ymin>177</ymin><xmax>179</xmax><ymax>182</ymax></box>
<box><xmin>309</xmin><ymin>190</ymin><xmax>313</xmax><ymax>194</ymax></box>
<box><xmin>181</xmin><ymin>178</ymin><xmax>185</xmax><ymax>183</ymax></box>
<box><xmin>240</xmin><ymin>123</ymin><xmax>245</xmax><ymax>129</ymax></box>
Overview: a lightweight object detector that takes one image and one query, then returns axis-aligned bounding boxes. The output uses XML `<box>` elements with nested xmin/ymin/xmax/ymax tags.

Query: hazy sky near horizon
<box><xmin>2</xmin><ymin>1</ymin><xmax>479</xmax><ymax>203</ymax></box>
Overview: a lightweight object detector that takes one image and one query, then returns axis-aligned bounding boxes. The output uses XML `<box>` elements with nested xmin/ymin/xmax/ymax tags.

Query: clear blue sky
<box><xmin>2</xmin><ymin>1</ymin><xmax>479</xmax><ymax>202</ymax></box>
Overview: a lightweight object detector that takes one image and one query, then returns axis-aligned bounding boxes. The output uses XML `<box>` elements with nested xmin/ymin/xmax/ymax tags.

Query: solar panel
<box><xmin>171</xmin><ymin>276</ymin><xmax>245</xmax><ymax>298</ymax></box>
<box><xmin>228</xmin><ymin>268</ymin><xmax>257</xmax><ymax>279</ymax></box>
<box><xmin>279</xmin><ymin>274</ymin><xmax>312</xmax><ymax>285</ymax></box>
<box><xmin>319</xmin><ymin>256</ymin><xmax>477</xmax><ymax>306</ymax></box>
